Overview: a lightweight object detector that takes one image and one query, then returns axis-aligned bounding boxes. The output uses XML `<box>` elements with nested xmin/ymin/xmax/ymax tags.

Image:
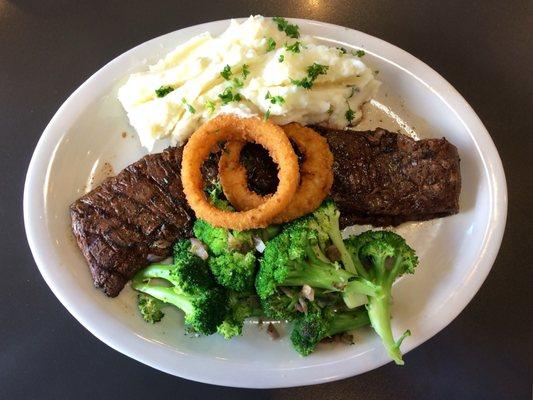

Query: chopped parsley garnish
<box><xmin>285</xmin><ymin>41</ymin><xmax>301</xmax><ymax>53</ymax></box>
<box><xmin>264</xmin><ymin>108</ymin><xmax>271</xmax><ymax>120</ymax></box>
<box><xmin>290</xmin><ymin>77</ymin><xmax>313</xmax><ymax>89</ymax></box>
<box><xmin>354</xmin><ymin>49</ymin><xmax>366</xmax><ymax>57</ymax></box>
<box><xmin>266</xmin><ymin>37</ymin><xmax>276</xmax><ymax>52</ymax></box>
<box><xmin>181</xmin><ymin>98</ymin><xmax>196</xmax><ymax>114</ymax></box>
<box><xmin>345</xmin><ymin>108</ymin><xmax>355</xmax><ymax>123</ymax></box>
<box><xmin>337</xmin><ymin>47</ymin><xmax>347</xmax><ymax>55</ymax></box>
<box><xmin>347</xmin><ymin>85</ymin><xmax>360</xmax><ymax>99</ymax></box>
<box><xmin>205</xmin><ymin>100</ymin><xmax>216</xmax><ymax>114</ymax></box>
<box><xmin>155</xmin><ymin>85</ymin><xmax>174</xmax><ymax>97</ymax></box>
<box><xmin>278</xmin><ymin>54</ymin><xmax>285</xmax><ymax>63</ymax></box>
<box><xmin>272</xmin><ymin>17</ymin><xmax>300</xmax><ymax>38</ymax></box>
<box><xmin>241</xmin><ymin>64</ymin><xmax>250</xmax><ymax>79</ymax></box>
<box><xmin>220</xmin><ymin>64</ymin><xmax>232</xmax><ymax>80</ymax></box>
<box><xmin>290</xmin><ymin>63</ymin><xmax>329</xmax><ymax>90</ymax></box>
<box><xmin>345</xmin><ymin>101</ymin><xmax>355</xmax><ymax>124</ymax></box>
<box><xmin>219</xmin><ymin>65</ymin><xmax>248</xmax><ymax>100</ymax></box>
<box><xmin>232</xmin><ymin>77</ymin><xmax>244</xmax><ymax>88</ymax></box>
<box><xmin>307</xmin><ymin>63</ymin><xmax>329</xmax><ymax>80</ymax></box>
<box><xmin>218</xmin><ymin>87</ymin><xmax>236</xmax><ymax>104</ymax></box>
<box><xmin>265</xmin><ymin>91</ymin><xmax>285</xmax><ymax>105</ymax></box>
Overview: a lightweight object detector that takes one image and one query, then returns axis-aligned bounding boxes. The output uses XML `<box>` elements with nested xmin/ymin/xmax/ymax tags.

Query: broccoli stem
<box><xmin>131</xmin><ymin>281</ymin><xmax>194</xmax><ymax>315</ymax></box>
<box><xmin>134</xmin><ymin>263</ymin><xmax>174</xmax><ymax>282</ymax></box>
<box><xmin>365</xmin><ymin>287</ymin><xmax>410</xmax><ymax>365</ymax></box>
<box><xmin>344</xmin><ymin>278</ymin><xmax>379</xmax><ymax>297</ymax></box>
<box><xmin>328</xmin><ymin>309</ymin><xmax>370</xmax><ymax>336</ymax></box>
<box><xmin>283</xmin><ymin>261</ymin><xmax>353</xmax><ymax>291</ymax></box>
<box><xmin>325</xmin><ymin>215</ymin><xmax>357</xmax><ymax>275</ymax></box>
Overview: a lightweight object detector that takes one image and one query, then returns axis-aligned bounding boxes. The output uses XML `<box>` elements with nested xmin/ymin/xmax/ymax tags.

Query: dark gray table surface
<box><xmin>1</xmin><ymin>1</ymin><xmax>531</xmax><ymax>399</ymax></box>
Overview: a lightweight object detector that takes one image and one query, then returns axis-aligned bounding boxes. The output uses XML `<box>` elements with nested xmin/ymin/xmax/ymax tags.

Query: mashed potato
<box><xmin>118</xmin><ymin>15</ymin><xmax>380</xmax><ymax>151</ymax></box>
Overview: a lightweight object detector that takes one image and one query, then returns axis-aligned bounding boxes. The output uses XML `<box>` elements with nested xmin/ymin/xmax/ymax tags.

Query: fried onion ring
<box><xmin>181</xmin><ymin>115</ymin><xmax>299</xmax><ymax>230</ymax></box>
<box><xmin>219</xmin><ymin>123</ymin><xmax>334</xmax><ymax>224</ymax></box>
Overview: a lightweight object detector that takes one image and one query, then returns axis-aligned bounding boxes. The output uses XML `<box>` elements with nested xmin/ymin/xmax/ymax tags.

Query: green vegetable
<box><xmin>204</xmin><ymin>181</ymin><xmax>233</xmax><ymax>211</ymax></box>
<box><xmin>241</xmin><ymin>64</ymin><xmax>250</xmax><ymax>79</ymax></box>
<box><xmin>181</xmin><ymin>98</ymin><xmax>196</xmax><ymax>114</ymax></box>
<box><xmin>355</xmin><ymin>49</ymin><xmax>366</xmax><ymax>57</ymax></box>
<box><xmin>205</xmin><ymin>100</ymin><xmax>216</xmax><ymax>114</ymax></box>
<box><xmin>345</xmin><ymin>107</ymin><xmax>355</xmax><ymax>123</ymax></box>
<box><xmin>255</xmin><ymin>201</ymin><xmax>359</xmax><ymax>319</ymax></box>
<box><xmin>307</xmin><ymin>63</ymin><xmax>329</xmax><ymax>80</ymax></box>
<box><xmin>265</xmin><ymin>91</ymin><xmax>285</xmax><ymax>105</ymax></box>
<box><xmin>343</xmin><ymin>230</ymin><xmax>419</xmax><ymax>364</ymax></box>
<box><xmin>193</xmin><ymin>219</ymin><xmax>257</xmax><ymax>291</ymax></box>
<box><xmin>220</xmin><ymin>64</ymin><xmax>232</xmax><ymax>80</ymax></box>
<box><xmin>290</xmin><ymin>63</ymin><xmax>329</xmax><ymax>89</ymax></box>
<box><xmin>218</xmin><ymin>87</ymin><xmax>241</xmax><ymax>104</ymax></box>
<box><xmin>155</xmin><ymin>85</ymin><xmax>174</xmax><ymax>97</ymax></box>
<box><xmin>132</xmin><ymin>239</ymin><xmax>226</xmax><ymax>335</ymax></box>
<box><xmin>193</xmin><ymin>220</ymin><xmax>229</xmax><ymax>256</ymax></box>
<box><xmin>273</xmin><ymin>17</ymin><xmax>300</xmax><ymax>38</ymax></box>
<box><xmin>193</xmin><ymin>220</ymin><xmax>253</xmax><ymax>256</ymax></box>
<box><xmin>290</xmin><ymin>77</ymin><xmax>313</xmax><ymax>89</ymax></box>
<box><xmin>266</xmin><ymin>37</ymin><xmax>276</xmax><ymax>52</ymax></box>
<box><xmin>232</xmin><ymin>77</ymin><xmax>244</xmax><ymax>88</ymax></box>
<box><xmin>337</xmin><ymin>47</ymin><xmax>347</xmax><ymax>55</ymax></box>
<box><xmin>291</xmin><ymin>306</ymin><xmax>370</xmax><ymax>356</ymax></box>
<box><xmin>209</xmin><ymin>251</ymin><xmax>257</xmax><ymax>292</ymax></box>
<box><xmin>171</xmin><ymin>240</ymin><xmax>216</xmax><ymax>287</ymax></box>
<box><xmin>347</xmin><ymin>85</ymin><xmax>359</xmax><ymax>99</ymax></box>
<box><xmin>137</xmin><ymin>293</ymin><xmax>165</xmax><ymax>323</ymax></box>
<box><xmin>264</xmin><ymin>108</ymin><xmax>271</xmax><ymax>120</ymax></box>
<box><xmin>278</xmin><ymin>54</ymin><xmax>285</xmax><ymax>63</ymax></box>
<box><xmin>285</xmin><ymin>41</ymin><xmax>301</xmax><ymax>53</ymax></box>
<box><xmin>192</xmin><ymin>186</ymin><xmax>279</xmax><ymax>293</ymax></box>
<box><xmin>217</xmin><ymin>291</ymin><xmax>263</xmax><ymax>339</ymax></box>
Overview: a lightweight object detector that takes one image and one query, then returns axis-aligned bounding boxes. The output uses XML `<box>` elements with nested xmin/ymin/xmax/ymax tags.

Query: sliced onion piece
<box><xmin>190</xmin><ymin>238</ymin><xmax>209</xmax><ymax>260</ymax></box>
<box><xmin>300</xmin><ymin>284</ymin><xmax>315</xmax><ymax>301</ymax></box>
<box><xmin>343</xmin><ymin>292</ymin><xmax>368</xmax><ymax>309</ymax></box>
<box><xmin>253</xmin><ymin>235</ymin><xmax>266</xmax><ymax>253</ymax></box>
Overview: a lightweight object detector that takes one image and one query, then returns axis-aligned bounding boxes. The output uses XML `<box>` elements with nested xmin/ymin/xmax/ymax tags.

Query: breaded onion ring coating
<box><xmin>219</xmin><ymin>123</ymin><xmax>334</xmax><ymax>224</ymax></box>
<box><xmin>181</xmin><ymin>115</ymin><xmax>299</xmax><ymax>230</ymax></box>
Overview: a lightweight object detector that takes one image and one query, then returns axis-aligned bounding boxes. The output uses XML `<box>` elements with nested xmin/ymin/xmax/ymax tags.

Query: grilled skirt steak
<box><xmin>70</xmin><ymin>147</ymin><xmax>195</xmax><ymax>297</ymax></box>
<box><xmin>70</xmin><ymin>127</ymin><xmax>460</xmax><ymax>297</ymax></box>
<box><xmin>233</xmin><ymin>127</ymin><xmax>460</xmax><ymax>227</ymax></box>
<box><xmin>314</xmin><ymin>126</ymin><xmax>461</xmax><ymax>227</ymax></box>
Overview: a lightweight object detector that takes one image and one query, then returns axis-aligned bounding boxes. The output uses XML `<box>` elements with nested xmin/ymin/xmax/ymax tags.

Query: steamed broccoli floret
<box><xmin>193</xmin><ymin>220</ymin><xmax>228</xmax><ymax>256</ymax></box>
<box><xmin>311</xmin><ymin>199</ymin><xmax>357</xmax><ymax>274</ymax></box>
<box><xmin>131</xmin><ymin>239</ymin><xmax>226</xmax><ymax>335</ymax></box>
<box><xmin>209</xmin><ymin>251</ymin><xmax>257</xmax><ymax>292</ymax></box>
<box><xmin>137</xmin><ymin>293</ymin><xmax>165</xmax><ymax>323</ymax></box>
<box><xmin>205</xmin><ymin>180</ymin><xmax>233</xmax><ymax>211</ymax></box>
<box><xmin>343</xmin><ymin>230</ymin><xmax>418</xmax><ymax>365</ymax></box>
<box><xmin>255</xmin><ymin>213</ymin><xmax>355</xmax><ymax>319</ymax></box>
<box><xmin>133</xmin><ymin>279</ymin><xmax>226</xmax><ymax>335</ymax></box>
<box><xmin>193</xmin><ymin>218</ymin><xmax>258</xmax><ymax>291</ymax></box>
<box><xmin>171</xmin><ymin>240</ymin><xmax>216</xmax><ymax>290</ymax></box>
<box><xmin>193</xmin><ymin>220</ymin><xmax>254</xmax><ymax>256</ymax></box>
<box><xmin>259</xmin><ymin>287</ymin><xmax>301</xmax><ymax>320</ymax></box>
<box><xmin>217</xmin><ymin>291</ymin><xmax>262</xmax><ymax>339</ymax></box>
<box><xmin>291</xmin><ymin>306</ymin><xmax>370</xmax><ymax>356</ymax></box>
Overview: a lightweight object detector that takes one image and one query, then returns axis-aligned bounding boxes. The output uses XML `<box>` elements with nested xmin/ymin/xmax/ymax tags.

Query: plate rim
<box><xmin>23</xmin><ymin>17</ymin><xmax>507</xmax><ymax>388</ymax></box>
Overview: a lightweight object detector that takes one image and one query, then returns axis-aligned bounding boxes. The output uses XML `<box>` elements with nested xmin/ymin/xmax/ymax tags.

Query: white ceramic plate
<box><xmin>24</xmin><ymin>18</ymin><xmax>507</xmax><ymax>388</ymax></box>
